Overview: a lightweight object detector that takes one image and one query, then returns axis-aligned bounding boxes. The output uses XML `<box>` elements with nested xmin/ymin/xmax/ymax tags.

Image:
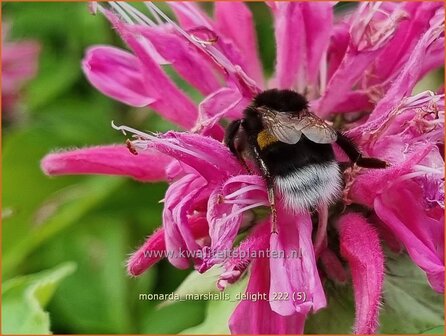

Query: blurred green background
<box><xmin>1</xmin><ymin>2</ymin><xmax>278</xmax><ymax>334</ymax></box>
<box><xmin>1</xmin><ymin>2</ymin><xmax>443</xmax><ymax>335</ymax></box>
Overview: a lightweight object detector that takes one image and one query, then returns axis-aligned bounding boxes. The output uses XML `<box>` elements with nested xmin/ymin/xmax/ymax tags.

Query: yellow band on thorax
<box><xmin>257</xmin><ymin>130</ymin><xmax>279</xmax><ymax>150</ymax></box>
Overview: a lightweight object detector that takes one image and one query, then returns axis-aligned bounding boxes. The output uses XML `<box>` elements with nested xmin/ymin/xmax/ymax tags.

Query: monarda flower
<box><xmin>41</xmin><ymin>2</ymin><xmax>444</xmax><ymax>334</ymax></box>
<box><xmin>1</xmin><ymin>23</ymin><xmax>40</xmax><ymax>121</ymax></box>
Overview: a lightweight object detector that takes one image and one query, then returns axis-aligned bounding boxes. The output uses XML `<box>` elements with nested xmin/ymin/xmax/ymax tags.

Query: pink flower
<box><xmin>339</xmin><ymin>213</ymin><xmax>384</xmax><ymax>334</ymax></box>
<box><xmin>42</xmin><ymin>2</ymin><xmax>444</xmax><ymax>334</ymax></box>
<box><xmin>1</xmin><ymin>23</ymin><xmax>40</xmax><ymax>119</ymax></box>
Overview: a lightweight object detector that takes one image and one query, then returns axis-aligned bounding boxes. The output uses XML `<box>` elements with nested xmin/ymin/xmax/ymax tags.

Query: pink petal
<box><xmin>2</xmin><ymin>40</ymin><xmax>40</xmax><ymax>94</ymax></box>
<box><xmin>203</xmin><ymin>174</ymin><xmax>266</xmax><ymax>271</ymax></box>
<box><xmin>169</xmin><ymin>3</ymin><xmax>261</xmax><ymax>97</ymax></box>
<box><xmin>205</xmin><ymin>187</ymin><xmax>242</xmax><ymax>268</ymax></box>
<box><xmin>214</xmin><ymin>2</ymin><xmax>264</xmax><ymax>87</ymax></box>
<box><xmin>420</xmin><ymin>35</ymin><xmax>444</xmax><ymax>80</ymax></box>
<box><xmin>217</xmin><ymin>220</ymin><xmax>270</xmax><ymax>290</ymax></box>
<box><xmin>162</xmin><ymin>174</ymin><xmax>206</xmax><ymax>269</ymax></box>
<box><xmin>317</xmin><ymin>59</ymin><xmax>386</xmax><ymax>117</ymax></box>
<box><xmin>366</xmin><ymin>12</ymin><xmax>444</xmax><ymax>123</ymax></box>
<box><xmin>134</xmin><ymin>25</ymin><xmax>222</xmax><ymax>96</ymax></box>
<box><xmin>168</xmin><ymin>2</ymin><xmax>213</xmax><ymax>30</ymax></box>
<box><xmin>269</xmin><ymin>233</ymin><xmax>297</xmax><ymax>316</ymax></box>
<box><xmin>127</xmin><ymin>228</ymin><xmax>165</xmax><ymax>276</ymax></box>
<box><xmin>310</xmin><ymin>90</ymin><xmax>373</xmax><ymax>114</ymax></box>
<box><xmin>315</xmin><ymin>4</ymin><xmax>407</xmax><ymax>117</ymax></box>
<box><xmin>171</xmin><ymin>183</ymin><xmax>208</xmax><ymax>265</ymax></box>
<box><xmin>194</xmin><ymin>87</ymin><xmax>249</xmax><ymax>133</ymax></box>
<box><xmin>41</xmin><ymin>145</ymin><xmax>171</xmax><ymax>182</ymax></box>
<box><xmin>269</xmin><ymin>207</ymin><xmax>326</xmax><ymax>316</ymax></box>
<box><xmin>82</xmin><ymin>46</ymin><xmax>155</xmax><ymax>107</ymax></box>
<box><xmin>106</xmin><ymin>11</ymin><xmax>198</xmax><ymax>129</ymax></box>
<box><xmin>271</xmin><ymin>3</ymin><xmax>306</xmax><ymax>90</ymax></box>
<box><xmin>348</xmin><ymin>144</ymin><xmax>433</xmax><ymax>207</ymax></box>
<box><xmin>320</xmin><ymin>248</ymin><xmax>348</xmax><ymax>284</ymax></box>
<box><xmin>127</xmin><ymin>215</ymin><xmax>209</xmax><ymax>276</ymax></box>
<box><xmin>272</xmin><ymin>2</ymin><xmax>333</xmax><ymax>92</ymax></box>
<box><xmin>372</xmin><ymin>214</ymin><xmax>403</xmax><ymax>253</ymax></box>
<box><xmin>368</xmin><ymin>2</ymin><xmax>442</xmax><ymax>86</ymax></box>
<box><xmin>229</xmin><ymin>257</ymin><xmax>306</xmax><ymax>334</ymax></box>
<box><xmin>326</xmin><ymin>22</ymin><xmax>350</xmax><ymax>82</ymax></box>
<box><xmin>150</xmin><ymin>132</ymin><xmax>243</xmax><ymax>184</ymax></box>
<box><xmin>165</xmin><ymin>4</ymin><xmax>261</xmax><ymax>98</ymax></box>
<box><xmin>2</xmin><ymin>41</ymin><xmax>40</xmax><ymax>67</ymax></box>
<box><xmin>300</xmin><ymin>2</ymin><xmax>333</xmax><ymax>88</ymax></box>
<box><xmin>349</xmin><ymin>3</ymin><xmax>407</xmax><ymax>52</ymax></box>
<box><xmin>375</xmin><ymin>181</ymin><xmax>444</xmax><ymax>292</ymax></box>
<box><xmin>339</xmin><ymin>213</ymin><xmax>384</xmax><ymax>334</ymax></box>
<box><xmin>349</xmin><ymin>94</ymin><xmax>444</xmax><ymax>148</ymax></box>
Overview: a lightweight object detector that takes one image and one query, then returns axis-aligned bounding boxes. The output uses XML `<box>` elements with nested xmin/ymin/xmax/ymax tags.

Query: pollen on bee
<box><xmin>126</xmin><ymin>139</ymin><xmax>139</xmax><ymax>155</ymax></box>
<box><xmin>256</xmin><ymin>130</ymin><xmax>279</xmax><ymax>150</ymax></box>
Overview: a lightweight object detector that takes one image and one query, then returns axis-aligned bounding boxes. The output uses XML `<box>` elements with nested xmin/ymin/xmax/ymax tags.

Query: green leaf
<box><xmin>36</xmin><ymin>215</ymin><xmax>146</xmax><ymax>334</ymax></box>
<box><xmin>305</xmin><ymin>252</ymin><xmax>444</xmax><ymax>334</ymax></box>
<box><xmin>2</xmin><ymin>263</ymin><xmax>76</xmax><ymax>334</ymax></box>
<box><xmin>158</xmin><ymin>266</ymin><xmax>222</xmax><ymax>308</ymax></box>
<box><xmin>380</xmin><ymin>253</ymin><xmax>444</xmax><ymax>334</ymax></box>
<box><xmin>3</xmin><ymin>176</ymin><xmax>124</xmax><ymax>278</ymax></box>
<box><xmin>27</xmin><ymin>55</ymin><xmax>81</xmax><ymax>110</ymax></box>
<box><xmin>180</xmin><ymin>276</ymin><xmax>248</xmax><ymax>334</ymax></box>
<box><xmin>136</xmin><ymin>264</ymin><xmax>213</xmax><ymax>334</ymax></box>
<box><xmin>421</xmin><ymin>326</ymin><xmax>445</xmax><ymax>334</ymax></box>
<box><xmin>2</xmin><ymin>96</ymin><xmax>124</xmax><ymax>278</ymax></box>
<box><xmin>304</xmin><ymin>281</ymin><xmax>355</xmax><ymax>334</ymax></box>
<box><xmin>141</xmin><ymin>300</ymin><xmax>206</xmax><ymax>334</ymax></box>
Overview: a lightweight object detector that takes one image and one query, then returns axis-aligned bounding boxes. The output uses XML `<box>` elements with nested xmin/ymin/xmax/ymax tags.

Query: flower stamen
<box><xmin>223</xmin><ymin>198</ymin><xmax>266</xmax><ymax>205</ymax></box>
<box><xmin>144</xmin><ymin>2</ymin><xmax>164</xmax><ymax>25</ymax></box>
<box><xmin>224</xmin><ymin>201</ymin><xmax>269</xmax><ymax>221</ymax></box>
<box><xmin>111</xmin><ymin>121</ymin><xmax>156</xmax><ymax>140</ymax></box>
<box><xmin>352</xmin><ymin>2</ymin><xmax>408</xmax><ymax>52</ymax></box>
<box><xmin>414</xmin><ymin>165</ymin><xmax>444</xmax><ymax>176</ymax></box>
<box><xmin>224</xmin><ymin>185</ymin><xmax>265</xmax><ymax>200</ymax></box>
<box><xmin>109</xmin><ymin>2</ymin><xmax>135</xmax><ymax>25</ymax></box>
<box><xmin>116</xmin><ymin>1</ymin><xmax>156</xmax><ymax>26</ymax></box>
<box><xmin>126</xmin><ymin>139</ymin><xmax>138</xmax><ymax>155</ymax></box>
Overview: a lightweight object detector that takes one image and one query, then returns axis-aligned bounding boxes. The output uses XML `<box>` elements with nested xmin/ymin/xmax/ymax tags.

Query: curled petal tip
<box><xmin>40</xmin><ymin>153</ymin><xmax>58</xmax><ymax>176</ymax></box>
<box><xmin>126</xmin><ymin>229</ymin><xmax>167</xmax><ymax>276</ymax></box>
<box><xmin>82</xmin><ymin>46</ymin><xmax>157</xmax><ymax>107</ymax></box>
<box><xmin>40</xmin><ymin>145</ymin><xmax>170</xmax><ymax>182</ymax></box>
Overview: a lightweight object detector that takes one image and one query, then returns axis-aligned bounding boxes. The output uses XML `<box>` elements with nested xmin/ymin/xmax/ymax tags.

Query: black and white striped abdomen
<box><xmin>274</xmin><ymin>161</ymin><xmax>342</xmax><ymax>213</ymax></box>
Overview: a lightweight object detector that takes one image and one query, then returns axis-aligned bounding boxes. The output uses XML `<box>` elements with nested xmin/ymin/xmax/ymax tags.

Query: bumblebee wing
<box><xmin>262</xmin><ymin>109</ymin><xmax>302</xmax><ymax>144</ymax></box>
<box><xmin>262</xmin><ymin>108</ymin><xmax>337</xmax><ymax>144</ymax></box>
<box><xmin>299</xmin><ymin>110</ymin><xmax>338</xmax><ymax>144</ymax></box>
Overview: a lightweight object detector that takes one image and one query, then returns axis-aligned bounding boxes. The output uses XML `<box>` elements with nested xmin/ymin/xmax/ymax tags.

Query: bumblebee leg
<box><xmin>252</xmin><ymin>147</ymin><xmax>278</xmax><ymax>234</ymax></box>
<box><xmin>224</xmin><ymin>119</ymin><xmax>252</xmax><ymax>173</ymax></box>
<box><xmin>267</xmin><ymin>181</ymin><xmax>278</xmax><ymax>234</ymax></box>
<box><xmin>224</xmin><ymin>119</ymin><xmax>242</xmax><ymax>153</ymax></box>
<box><xmin>356</xmin><ymin>156</ymin><xmax>389</xmax><ymax>168</ymax></box>
<box><xmin>336</xmin><ymin>132</ymin><xmax>388</xmax><ymax>168</ymax></box>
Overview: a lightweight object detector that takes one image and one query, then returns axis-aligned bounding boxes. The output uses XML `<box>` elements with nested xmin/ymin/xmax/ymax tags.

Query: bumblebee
<box><xmin>224</xmin><ymin>89</ymin><xmax>387</xmax><ymax>232</ymax></box>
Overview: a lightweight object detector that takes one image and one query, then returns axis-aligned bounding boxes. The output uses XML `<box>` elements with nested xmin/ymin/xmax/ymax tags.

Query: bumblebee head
<box><xmin>253</xmin><ymin>89</ymin><xmax>308</xmax><ymax>114</ymax></box>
